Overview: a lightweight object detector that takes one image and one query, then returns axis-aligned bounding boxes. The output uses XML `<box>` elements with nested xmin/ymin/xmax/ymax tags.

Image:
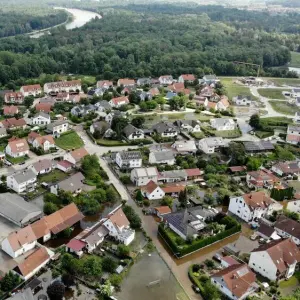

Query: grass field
<box><xmin>38</xmin><ymin>169</ymin><xmax>69</xmax><ymax>183</ymax></box>
<box><xmin>6</xmin><ymin>154</ymin><xmax>28</xmax><ymax>164</ymax></box>
<box><xmin>270</xmin><ymin>77</ymin><xmax>300</xmax><ymax>87</ymax></box>
<box><xmin>269</xmin><ymin>101</ymin><xmax>300</xmax><ymax>115</ymax></box>
<box><xmin>290</xmin><ymin>51</ymin><xmax>300</xmax><ymax>68</ymax></box>
<box><xmin>55</xmin><ymin>130</ymin><xmax>84</xmax><ymax>150</ymax></box>
<box><xmin>96</xmin><ymin>139</ymin><xmax>126</xmax><ymax>146</ymax></box>
<box><xmin>257</xmin><ymin>88</ymin><xmax>290</xmax><ymax>100</ymax></box>
<box><xmin>215</xmin><ymin>129</ymin><xmax>242</xmax><ymax>138</ymax></box>
<box><xmin>220</xmin><ymin>77</ymin><xmax>257</xmax><ymax>101</ymax></box>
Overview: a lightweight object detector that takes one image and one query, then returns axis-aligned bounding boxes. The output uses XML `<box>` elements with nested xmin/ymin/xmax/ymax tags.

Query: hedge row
<box><xmin>158</xmin><ymin>222</ymin><xmax>241</xmax><ymax>257</ymax></box>
<box><xmin>188</xmin><ymin>266</ymin><xmax>205</xmax><ymax>294</ymax></box>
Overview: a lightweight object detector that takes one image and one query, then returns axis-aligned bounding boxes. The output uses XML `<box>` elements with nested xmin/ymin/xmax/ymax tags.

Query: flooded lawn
<box><xmin>116</xmin><ymin>251</ymin><xmax>189</xmax><ymax>300</ymax></box>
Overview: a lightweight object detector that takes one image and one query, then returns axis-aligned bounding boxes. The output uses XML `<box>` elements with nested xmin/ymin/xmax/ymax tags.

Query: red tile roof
<box><xmin>8</xmin><ymin>138</ymin><xmax>29</xmax><ymax>153</ymax></box>
<box><xmin>21</xmin><ymin>84</ymin><xmax>41</xmax><ymax>92</ymax></box>
<box><xmin>1</xmin><ymin>118</ymin><xmax>26</xmax><ymax>129</ymax></box>
<box><xmin>221</xmin><ymin>256</ymin><xmax>240</xmax><ymax>266</ymax></box>
<box><xmin>3</xmin><ymin>106</ymin><xmax>18</xmax><ymax>115</ymax></box>
<box><xmin>108</xmin><ymin>207</ymin><xmax>130</xmax><ymax>228</ymax></box>
<box><xmin>57</xmin><ymin>160</ymin><xmax>73</xmax><ymax>169</ymax></box>
<box><xmin>111</xmin><ymin>96</ymin><xmax>129</xmax><ymax>106</ymax></box>
<box><xmin>35</xmin><ymin>103</ymin><xmax>52</xmax><ymax>113</ymax></box>
<box><xmin>229</xmin><ymin>166</ymin><xmax>247</xmax><ymax>172</ymax></box>
<box><xmin>162</xmin><ymin>185</ymin><xmax>185</xmax><ymax>194</ymax></box>
<box><xmin>66</xmin><ymin>239</ymin><xmax>86</xmax><ymax>251</ymax></box>
<box><xmin>141</xmin><ymin>180</ymin><xmax>159</xmax><ymax>194</ymax></box>
<box><xmin>154</xmin><ymin>206</ymin><xmax>171</xmax><ymax>215</ymax></box>
<box><xmin>118</xmin><ymin>78</ymin><xmax>135</xmax><ymax>85</ymax></box>
<box><xmin>243</xmin><ymin>191</ymin><xmax>274</xmax><ymax>210</ymax></box>
<box><xmin>185</xmin><ymin>168</ymin><xmax>202</xmax><ymax>177</ymax></box>
<box><xmin>181</xmin><ymin>74</ymin><xmax>196</xmax><ymax>81</ymax></box>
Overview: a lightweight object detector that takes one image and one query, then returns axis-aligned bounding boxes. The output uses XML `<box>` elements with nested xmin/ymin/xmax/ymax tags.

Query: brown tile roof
<box><xmin>180</xmin><ymin>74</ymin><xmax>195</xmax><ymax>81</ymax></box>
<box><xmin>220</xmin><ymin>96</ymin><xmax>230</xmax><ymax>108</ymax></box>
<box><xmin>111</xmin><ymin>96</ymin><xmax>129</xmax><ymax>106</ymax></box>
<box><xmin>30</xmin><ymin>219</ymin><xmax>50</xmax><ymax>240</ymax></box>
<box><xmin>248</xmin><ymin>169</ymin><xmax>279</xmax><ymax>183</ymax></box>
<box><xmin>17</xmin><ymin>247</ymin><xmax>50</xmax><ymax>277</ymax></box>
<box><xmin>28</xmin><ymin>132</ymin><xmax>41</xmax><ymax>143</ymax></box>
<box><xmin>141</xmin><ymin>180</ymin><xmax>159</xmax><ymax>194</ymax></box>
<box><xmin>118</xmin><ymin>78</ymin><xmax>135</xmax><ymax>85</ymax></box>
<box><xmin>45</xmin><ymin>80</ymin><xmax>81</xmax><ymax>89</ymax></box>
<box><xmin>229</xmin><ymin>166</ymin><xmax>247</xmax><ymax>172</ymax></box>
<box><xmin>32</xmin><ymin>159</ymin><xmax>52</xmax><ymax>173</ymax></box>
<box><xmin>1</xmin><ymin>118</ymin><xmax>26</xmax><ymax>129</ymax></box>
<box><xmin>213</xmin><ymin>263</ymin><xmax>256</xmax><ymax>298</ymax></box>
<box><xmin>7</xmin><ymin>227</ymin><xmax>36</xmax><ymax>251</ymax></box>
<box><xmin>162</xmin><ymin>185</ymin><xmax>185</xmax><ymax>194</ymax></box>
<box><xmin>97</xmin><ymin>80</ymin><xmax>113</xmax><ymax>88</ymax></box>
<box><xmin>3</xmin><ymin>106</ymin><xmax>18</xmax><ymax>115</ymax></box>
<box><xmin>154</xmin><ymin>206</ymin><xmax>172</xmax><ymax>215</ymax></box>
<box><xmin>252</xmin><ymin>238</ymin><xmax>300</xmax><ymax>273</ymax></box>
<box><xmin>242</xmin><ymin>191</ymin><xmax>274</xmax><ymax>211</ymax></box>
<box><xmin>185</xmin><ymin>168</ymin><xmax>202</xmax><ymax>177</ymax></box>
<box><xmin>8</xmin><ymin>138</ymin><xmax>29</xmax><ymax>153</ymax></box>
<box><xmin>108</xmin><ymin>207</ymin><xmax>130</xmax><ymax>228</ymax></box>
<box><xmin>35</xmin><ymin>103</ymin><xmax>52</xmax><ymax>113</ymax></box>
<box><xmin>287</xmin><ymin>134</ymin><xmax>300</xmax><ymax>142</ymax></box>
<box><xmin>35</xmin><ymin>135</ymin><xmax>55</xmax><ymax>146</ymax></box>
<box><xmin>70</xmin><ymin>147</ymin><xmax>88</xmax><ymax>163</ymax></box>
<box><xmin>275</xmin><ymin>216</ymin><xmax>300</xmax><ymax>239</ymax></box>
<box><xmin>149</xmin><ymin>87</ymin><xmax>160</xmax><ymax>97</ymax></box>
<box><xmin>21</xmin><ymin>84</ymin><xmax>41</xmax><ymax>92</ymax></box>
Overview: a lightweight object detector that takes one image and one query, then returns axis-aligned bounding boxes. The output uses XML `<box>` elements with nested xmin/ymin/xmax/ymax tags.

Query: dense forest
<box><xmin>0</xmin><ymin>11</ymin><xmax>68</xmax><ymax>38</ymax></box>
<box><xmin>0</xmin><ymin>4</ymin><xmax>297</xmax><ymax>87</ymax></box>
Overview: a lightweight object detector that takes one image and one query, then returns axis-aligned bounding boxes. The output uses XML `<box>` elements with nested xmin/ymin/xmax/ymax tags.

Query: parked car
<box><xmin>191</xmin><ymin>285</ymin><xmax>200</xmax><ymax>293</ymax></box>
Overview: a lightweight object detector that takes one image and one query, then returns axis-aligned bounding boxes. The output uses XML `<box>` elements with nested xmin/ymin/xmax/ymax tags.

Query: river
<box><xmin>29</xmin><ymin>7</ymin><xmax>101</xmax><ymax>38</ymax></box>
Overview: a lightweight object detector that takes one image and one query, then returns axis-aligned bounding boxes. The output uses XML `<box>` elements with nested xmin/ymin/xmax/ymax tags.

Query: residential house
<box><xmin>44</xmin><ymin>80</ymin><xmax>81</xmax><ymax>95</ymax></box>
<box><xmin>46</xmin><ymin>120</ymin><xmax>69</xmax><ymax>137</ymax></box>
<box><xmin>149</xmin><ymin>87</ymin><xmax>160</xmax><ymax>97</ymax></box>
<box><xmin>56</xmin><ymin>92</ymin><xmax>69</xmax><ymax>102</ymax></box>
<box><xmin>137</xmin><ymin>78</ymin><xmax>152</xmax><ymax>86</ymax></box>
<box><xmin>117</xmin><ymin>78</ymin><xmax>135</xmax><ymax>87</ymax></box>
<box><xmin>121</xmin><ymin>86</ymin><xmax>134</xmax><ymax>95</ymax></box>
<box><xmin>233</xmin><ymin>95</ymin><xmax>252</xmax><ymax>106</ymax></box>
<box><xmin>115</xmin><ymin>151</ymin><xmax>142</xmax><ymax>169</ymax></box>
<box><xmin>32</xmin><ymin>135</ymin><xmax>55</xmax><ymax>151</ymax></box>
<box><xmin>210</xmin><ymin>118</ymin><xmax>236</xmax><ymax>131</ymax></box>
<box><xmin>63</xmin><ymin>147</ymin><xmax>88</xmax><ymax>165</ymax></box>
<box><xmin>202</xmin><ymin>74</ymin><xmax>220</xmax><ymax>85</ymax></box>
<box><xmin>14</xmin><ymin>247</ymin><xmax>54</xmax><ymax>281</ymax></box>
<box><xmin>163</xmin><ymin>207</ymin><xmax>217</xmax><ymax>240</ymax></box>
<box><xmin>102</xmin><ymin>206</ymin><xmax>135</xmax><ymax>245</ymax></box>
<box><xmin>130</xmin><ymin>167</ymin><xmax>158</xmax><ymax>186</ymax></box>
<box><xmin>1</xmin><ymin>226</ymin><xmax>37</xmax><ymax>258</ymax></box>
<box><xmin>7</xmin><ymin>169</ymin><xmax>37</xmax><ymax>193</ymax></box>
<box><xmin>175</xmin><ymin>120</ymin><xmax>201</xmax><ymax>133</ymax></box>
<box><xmin>271</xmin><ymin>161</ymin><xmax>300</xmax><ymax>177</ymax></box>
<box><xmin>96</xmin><ymin>80</ymin><xmax>113</xmax><ymax>89</ymax></box>
<box><xmin>149</xmin><ymin>150</ymin><xmax>175</xmax><ymax>165</ymax></box>
<box><xmin>198</xmin><ymin>137</ymin><xmax>226</xmax><ymax>154</ymax></box>
<box><xmin>246</xmin><ymin>169</ymin><xmax>280</xmax><ymax>190</ymax></box>
<box><xmin>6</xmin><ymin>138</ymin><xmax>29</xmax><ymax>158</ymax></box>
<box><xmin>29</xmin><ymin>159</ymin><xmax>53</xmax><ymax>175</ymax></box>
<box><xmin>35</xmin><ymin>103</ymin><xmax>53</xmax><ymax>113</ymax></box>
<box><xmin>243</xmin><ymin>141</ymin><xmax>275</xmax><ymax>153</ymax></box>
<box><xmin>90</xmin><ymin>121</ymin><xmax>109</xmax><ymax>135</ymax></box>
<box><xmin>39</xmin><ymin>97</ymin><xmax>56</xmax><ymax>106</ymax></box>
<box><xmin>228</xmin><ymin>191</ymin><xmax>283</xmax><ymax>224</ymax></box>
<box><xmin>123</xmin><ymin>124</ymin><xmax>144</xmax><ymax>140</ymax></box>
<box><xmin>153</xmin><ymin>206</ymin><xmax>172</xmax><ymax>218</ymax></box>
<box><xmin>164</xmin><ymin>91</ymin><xmax>177</xmax><ymax>100</ymax></box>
<box><xmin>257</xmin><ymin>222</ymin><xmax>281</xmax><ymax>241</ymax></box>
<box><xmin>286</xmin><ymin>198</ymin><xmax>300</xmax><ymax>214</ymax></box>
<box><xmin>109</xmin><ymin>96</ymin><xmax>129</xmax><ymax>108</ymax></box>
<box><xmin>178</xmin><ymin>74</ymin><xmax>196</xmax><ymax>83</ymax></box>
<box><xmin>105</xmin><ymin>111</ymin><xmax>125</xmax><ymax>125</ymax></box>
<box><xmin>171</xmin><ymin>140</ymin><xmax>197</xmax><ymax>154</ymax></box>
<box><xmin>51</xmin><ymin>172</ymin><xmax>85</xmax><ymax>195</ymax></box>
<box><xmin>20</xmin><ymin>84</ymin><xmax>42</xmax><ymax>97</ymax></box>
<box><xmin>211</xmin><ymin>264</ymin><xmax>258</xmax><ymax>300</ymax></box>
<box><xmin>158</xmin><ymin>168</ymin><xmax>202</xmax><ymax>183</ymax></box>
<box><xmin>141</xmin><ymin>181</ymin><xmax>165</xmax><ymax>200</ymax></box>
<box><xmin>65</xmin><ymin>239</ymin><xmax>86</xmax><ymax>258</ymax></box>
<box><xmin>249</xmin><ymin>238</ymin><xmax>300</xmax><ymax>281</ymax></box>
<box><xmin>3</xmin><ymin>106</ymin><xmax>18</xmax><ymax>116</ymax></box>
<box><xmin>56</xmin><ymin>160</ymin><xmax>73</xmax><ymax>173</ymax></box>
<box><xmin>286</xmin><ymin>125</ymin><xmax>300</xmax><ymax>145</ymax></box>
<box><xmin>158</xmin><ymin>75</ymin><xmax>173</xmax><ymax>85</ymax></box>
<box><xmin>32</xmin><ymin>112</ymin><xmax>51</xmax><ymax>126</ymax></box>
<box><xmin>0</xmin><ymin>118</ymin><xmax>26</xmax><ymax>130</ymax></box>
<box><xmin>216</xmin><ymin>97</ymin><xmax>230</xmax><ymax>111</ymax></box>
<box><xmin>162</xmin><ymin>184</ymin><xmax>185</xmax><ymax>196</ymax></box>
<box><xmin>152</xmin><ymin>121</ymin><xmax>178</xmax><ymax>138</ymax></box>
<box><xmin>200</xmin><ymin>86</ymin><xmax>214</xmax><ymax>99</ymax></box>
<box><xmin>168</xmin><ymin>82</ymin><xmax>190</xmax><ymax>95</ymax></box>
<box><xmin>137</xmin><ymin>90</ymin><xmax>152</xmax><ymax>101</ymax></box>
<box><xmin>274</xmin><ymin>216</ymin><xmax>300</xmax><ymax>245</ymax></box>
<box><xmin>95</xmin><ymin>100</ymin><xmax>111</xmax><ymax>112</ymax></box>
<box><xmin>4</xmin><ymin>92</ymin><xmax>24</xmax><ymax>104</ymax></box>
<box><xmin>71</xmin><ymin>104</ymin><xmax>95</xmax><ymax>117</ymax></box>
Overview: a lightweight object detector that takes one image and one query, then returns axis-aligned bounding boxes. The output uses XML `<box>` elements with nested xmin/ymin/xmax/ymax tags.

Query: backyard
<box><xmin>55</xmin><ymin>131</ymin><xmax>84</xmax><ymax>150</ymax></box>
<box><xmin>38</xmin><ymin>169</ymin><xmax>69</xmax><ymax>183</ymax></box>
<box><xmin>257</xmin><ymin>88</ymin><xmax>290</xmax><ymax>100</ymax></box>
<box><xmin>269</xmin><ymin>101</ymin><xmax>300</xmax><ymax>115</ymax></box>
<box><xmin>6</xmin><ymin>154</ymin><xmax>28</xmax><ymax>164</ymax></box>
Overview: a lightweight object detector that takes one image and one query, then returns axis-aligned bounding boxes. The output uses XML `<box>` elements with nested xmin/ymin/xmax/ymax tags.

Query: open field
<box><xmin>270</xmin><ymin>77</ymin><xmax>300</xmax><ymax>87</ymax></box>
<box><xmin>38</xmin><ymin>169</ymin><xmax>69</xmax><ymax>183</ymax></box>
<box><xmin>220</xmin><ymin>77</ymin><xmax>257</xmax><ymax>101</ymax></box>
<box><xmin>257</xmin><ymin>88</ymin><xmax>291</xmax><ymax>100</ymax></box>
<box><xmin>290</xmin><ymin>51</ymin><xmax>300</xmax><ymax>68</ymax></box>
<box><xmin>269</xmin><ymin>101</ymin><xmax>300</xmax><ymax>115</ymax></box>
<box><xmin>215</xmin><ymin>129</ymin><xmax>242</xmax><ymax>138</ymax></box>
<box><xmin>55</xmin><ymin>130</ymin><xmax>84</xmax><ymax>150</ymax></box>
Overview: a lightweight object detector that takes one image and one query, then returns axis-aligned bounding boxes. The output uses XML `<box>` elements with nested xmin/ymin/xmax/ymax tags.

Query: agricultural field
<box><xmin>269</xmin><ymin>101</ymin><xmax>300</xmax><ymax>115</ymax></box>
<box><xmin>257</xmin><ymin>88</ymin><xmax>291</xmax><ymax>100</ymax></box>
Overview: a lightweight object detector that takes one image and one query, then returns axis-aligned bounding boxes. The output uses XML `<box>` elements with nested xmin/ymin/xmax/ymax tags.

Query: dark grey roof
<box><xmin>243</xmin><ymin>141</ymin><xmax>275</xmax><ymax>152</ymax></box>
<box><xmin>11</xmin><ymin>169</ymin><xmax>36</xmax><ymax>184</ymax></box>
<box><xmin>34</xmin><ymin>111</ymin><xmax>50</xmax><ymax>119</ymax></box>
<box><xmin>92</xmin><ymin>121</ymin><xmax>109</xmax><ymax>131</ymax></box>
<box><xmin>288</xmin><ymin>125</ymin><xmax>300</xmax><ymax>133</ymax></box>
<box><xmin>47</xmin><ymin>120</ymin><xmax>69</xmax><ymax>131</ymax></box>
<box><xmin>118</xmin><ymin>151</ymin><xmax>142</xmax><ymax>161</ymax></box>
<box><xmin>152</xmin><ymin>121</ymin><xmax>178</xmax><ymax>134</ymax></box>
<box><xmin>82</xmin><ymin>222</ymin><xmax>109</xmax><ymax>245</ymax></box>
<box><xmin>258</xmin><ymin>223</ymin><xmax>275</xmax><ymax>238</ymax></box>
<box><xmin>152</xmin><ymin>150</ymin><xmax>174</xmax><ymax>162</ymax></box>
<box><xmin>137</xmin><ymin>78</ymin><xmax>152</xmax><ymax>85</ymax></box>
<box><xmin>97</xmin><ymin>100</ymin><xmax>111</xmax><ymax>109</ymax></box>
<box><xmin>58</xmin><ymin>172</ymin><xmax>85</xmax><ymax>193</ymax></box>
<box><xmin>237</xmin><ymin>95</ymin><xmax>252</xmax><ymax>100</ymax></box>
<box><xmin>123</xmin><ymin>124</ymin><xmax>143</xmax><ymax>137</ymax></box>
<box><xmin>0</xmin><ymin>193</ymin><xmax>42</xmax><ymax>225</ymax></box>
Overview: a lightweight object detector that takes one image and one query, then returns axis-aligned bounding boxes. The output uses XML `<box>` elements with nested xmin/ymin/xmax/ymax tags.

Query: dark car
<box><xmin>19</xmin><ymin>162</ymin><xmax>26</xmax><ymax>165</ymax></box>
<box><xmin>191</xmin><ymin>285</ymin><xmax>200</xmax><ymax>293</ymax></box>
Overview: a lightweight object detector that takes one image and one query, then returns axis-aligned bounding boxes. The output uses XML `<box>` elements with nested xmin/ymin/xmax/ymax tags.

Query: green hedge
<box><xmin>188</xmin><ymin>266</ymin><xmax>205</xmax><ymax>294</ymax></box>
<box><xmin>158</xmin><ymin>220</ymin><xmax>241</xmax><ymax>257</ymax></box>
<box><xmin>129</xmin><ymin>139</ymin><xmax>153</xmax><ymax>145</ymax></box>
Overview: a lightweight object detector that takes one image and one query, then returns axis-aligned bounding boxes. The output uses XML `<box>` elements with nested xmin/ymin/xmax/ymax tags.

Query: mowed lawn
<box><xmin>38</xmin><ymin>169</ymin><xmax>69</xmax><ymax>183</ymax></box>
<box><xmin>55</xmin><ymin>131</ymin><xmax>84</xmax><ymax>150</ymax></box>
<box><xmin>290</xmin><ymin>51</ymin><xmax>300</xmax><ymax>68</ymax></box>
<box><xmin>269</xmin><ymin>101</ymin><xmax>300</xmax><ymax>115</ymax></box>
<box><xmin>257</xmin><ymin>88</ymin><xmax>290</xmax><ymax>100</ymax></box>
<box><xmin>271</xmin><ymin>77</ymin><xmax>300</xmax><ymax>87</ymax></box>
<box><xmin>220</xmin><ymin>77</ymin><xmax>257</xmax><ymax>101</ymax></box>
